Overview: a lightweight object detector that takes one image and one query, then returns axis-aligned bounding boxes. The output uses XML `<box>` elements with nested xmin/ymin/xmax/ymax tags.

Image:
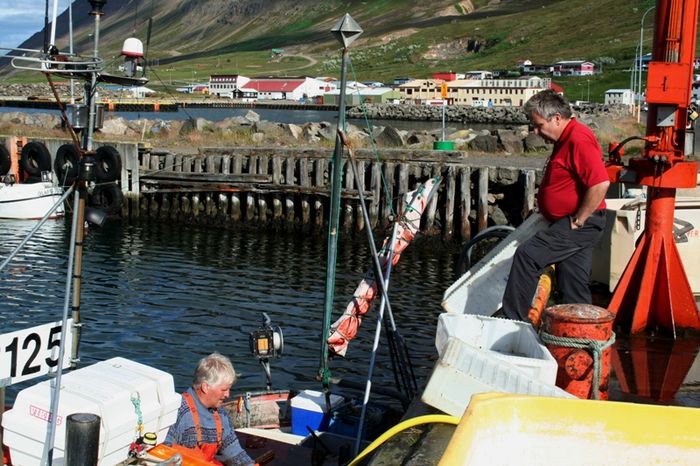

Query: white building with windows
<box><xmin>208</xmin><ymin>74</ymin><xmax>250</xmax><ymax>98</ymax></box>
<box><xmin>604</xmin><ymin>89</ymin><xmax>635</xmax><ymax>106</ymax></box>
<box><xmin>241</xmin><ymin>77</ymin><xmax>334</xmax><ymax>101</ymax></box>
<box><xmin>446</xmin><ymin>76</ymin><xmax>551</xmax><ymax>107</ymax></box>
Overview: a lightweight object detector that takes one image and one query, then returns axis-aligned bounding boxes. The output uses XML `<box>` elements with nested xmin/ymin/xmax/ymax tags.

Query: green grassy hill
<box><xmin>2</xmin><ymin>0</ymin><xmax>689</xmax><ymax>102</ymax></box>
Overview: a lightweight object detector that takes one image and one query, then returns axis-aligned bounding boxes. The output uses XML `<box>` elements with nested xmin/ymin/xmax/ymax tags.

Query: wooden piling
<box><xmin>478</xmin><ymin>167</ymin><xmax>489</xmax><ymax>233</ymax></box>
<box><xmin>444</xmin><ymin>166</ymin><xmax>456</xmax><ymax>240</ymax></box>
<box><xmin>120</xmin><ymin>145</ymin><xmax>546</xmax><ymax>240</ymax></box>
<box><xmin>459</xmin><ymin>167</ymin><xmax>472</xmax><ymax>241</ymax></box>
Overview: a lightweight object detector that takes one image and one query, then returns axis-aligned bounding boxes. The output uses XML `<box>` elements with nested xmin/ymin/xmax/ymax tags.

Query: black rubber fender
<box><xmin>90</xmin><ymin>182</ymin><xmax>123</xmax><ymax>214</ymax></box>
<box><xmin>94</xmin><ymin>145</ymin><xmax>122</xmax><ymax>182</ymax></box>
<box><xmin>0</xmin><ymin>145</ymin><xmax>10</xmax><ymax>176</ymax></box>
<box><xmin>20</xmin><ymin>141</ymin><xmax>52</xmax><ymax>176</ymax></box>
<box><xmin>54</xmin><ymin>143</ymin><xmax>81</xmax><ymax>186</ymax></box>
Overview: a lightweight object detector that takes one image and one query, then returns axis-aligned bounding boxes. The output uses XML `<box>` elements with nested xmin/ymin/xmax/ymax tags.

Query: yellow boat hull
<box><xmin>439</xmin><ymin>393</ymin><xmax>700</xmax><ymax>466</ymax></box>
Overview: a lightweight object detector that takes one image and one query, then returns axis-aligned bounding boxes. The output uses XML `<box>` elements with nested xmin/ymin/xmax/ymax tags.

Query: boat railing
<box><xmin>10</xmin><ymin>54</ymin><xmax>104</xmax><ymax>76</ymax></box>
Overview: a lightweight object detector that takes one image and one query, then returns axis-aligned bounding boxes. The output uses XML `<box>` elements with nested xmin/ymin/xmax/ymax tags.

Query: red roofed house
<box><xmin>552</xmin><ymin>60</ymin><xmax>595</xmax><ymax>76</ymax></box>
<box><xmin>432</xmin><ymin>72</ymin><xmax>458</xmax><ymax>81</ymax></box>
<box><xmin>241</xmin><ymin>77</ymin><xmax>334</xmax><ymax>101</ymax></box>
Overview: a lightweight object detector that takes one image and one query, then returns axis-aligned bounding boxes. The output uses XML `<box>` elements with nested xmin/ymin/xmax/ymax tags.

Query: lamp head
<box><xmin>85</xmin><ymin>207</ymin><xmax>107</xmax><ymax>227</ymax></box>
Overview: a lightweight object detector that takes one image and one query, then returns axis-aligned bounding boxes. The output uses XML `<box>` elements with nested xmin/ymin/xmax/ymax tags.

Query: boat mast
<box><xmin>43</xmin><ymin>2</ymin><xmax>108</xmax><ymax>464</ymax></box>
<box><xmin>319</xmin><ymin>14</ymin><xmax>363</xmax><ymax>391</ymax></box>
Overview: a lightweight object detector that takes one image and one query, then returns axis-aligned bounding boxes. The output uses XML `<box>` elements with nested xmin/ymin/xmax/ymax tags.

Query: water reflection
<box><xmin>0</xmin><ymin>219</ymin><xmax>457</xmax><ymax>403</ymax></box>
<box><xmin>611</xmin><ymin>336</ymin><xmax>700</xmax><ymax>406</ymax></box>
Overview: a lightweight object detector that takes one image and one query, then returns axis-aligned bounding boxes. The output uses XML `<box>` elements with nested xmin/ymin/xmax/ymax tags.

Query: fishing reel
<box><xmin>249</xmin><ymin>313</ymin><xmax>283</xmax><ymax>390</ymax></box>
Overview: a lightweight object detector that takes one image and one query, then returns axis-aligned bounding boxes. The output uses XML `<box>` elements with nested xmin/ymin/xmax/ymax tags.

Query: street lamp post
<box><xmin>587</xmin><ymin>79</ymin><xmax>590</xmax><ymax>102</ymax></box>
<box><xmin>637</xmin><ymin>5</ymin><xmax>655</xmax><ymax>122</ymax></box>
<box><xmin>630</xmin><ymin>42</ymin><xmax>639</xmax><ymax>112</ymax></box>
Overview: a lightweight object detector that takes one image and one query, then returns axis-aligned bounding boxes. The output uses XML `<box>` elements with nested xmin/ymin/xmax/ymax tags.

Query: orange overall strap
<box><xmin>182</xmin><ymin>392</ymin><xmax>203</xmax><ymax>446</ymax></box>
<box><xmin>212</xmin><ymin>408</ymin><xmax>223</xmax><ymax>446</ymax></box>
<box><xmin>182</xmin><ymin>392</ymin><xmax>223</xmax><ymax>447</ymax></box>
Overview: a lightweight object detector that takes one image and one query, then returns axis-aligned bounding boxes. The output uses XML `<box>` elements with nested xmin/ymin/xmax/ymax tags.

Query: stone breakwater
<box><xmin>348</xmin><ymin>103</ymin><xmax>631</xmax><ymax>125</ymax></box>
<box><xmin>0</xmin><ymin>109</ymin><xmax>545</xmax><ymax>154</ymax></box>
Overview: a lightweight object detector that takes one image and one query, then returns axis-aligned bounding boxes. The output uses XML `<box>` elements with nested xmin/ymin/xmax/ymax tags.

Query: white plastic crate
<box><xmin>422</xmin><ymin>337</ymin><xmax>574</xmax><ymax>417</ymax></box>
<box><xmin>436</xmin><ymin>313</ymin><xmax>557</xmax><ymax>385</ymax></box>
<box><xmin>2</xmin><ymin>357</ymin><xmax>181</xmax><ymax>466</ymax></box>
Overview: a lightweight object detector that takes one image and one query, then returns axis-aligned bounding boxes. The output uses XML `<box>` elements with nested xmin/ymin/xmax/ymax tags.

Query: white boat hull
<box><xmin>0</xmin><ymin>182</ymin><xmax>64</xmax><ymax>219</ymax></box>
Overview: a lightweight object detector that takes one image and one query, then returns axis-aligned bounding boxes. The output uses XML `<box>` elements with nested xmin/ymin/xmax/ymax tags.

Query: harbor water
<box><xmin>2</xmin><ymin>217</ymin><xmax>699</xmax><ymax>409</ymax></box>
<box><xmin>0</xmin><ymin>218</ymin><xmax>457</xmax><ymax>402</ymax></box>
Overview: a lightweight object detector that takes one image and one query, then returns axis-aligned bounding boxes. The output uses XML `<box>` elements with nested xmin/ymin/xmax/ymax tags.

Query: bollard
<box><xmin>540</xmin><ymin>304</ymin><xmax>615</xmax><ymax>400</ymax></box>
<box><xmin>65</xmin><ymin>413</ymin><xmax>101</xmax><ymax>466</ymax></box>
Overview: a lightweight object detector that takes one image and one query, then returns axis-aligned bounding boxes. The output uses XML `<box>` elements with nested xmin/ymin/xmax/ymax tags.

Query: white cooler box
<box><xmin>2</xmin><ymin>357</ymin><xmax>181</xmax><ymax>466</ymax></box>
<box><xmin>435</xmin><ymin>313</ymin><xmax>557</xmax><ymax>384</ymax></box>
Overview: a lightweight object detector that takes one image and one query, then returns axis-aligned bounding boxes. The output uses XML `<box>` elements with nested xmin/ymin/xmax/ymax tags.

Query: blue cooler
<box><xmin>291</xmin><ymin>390</ymin><xmax>343</xmax><ymax>435</ymax></box>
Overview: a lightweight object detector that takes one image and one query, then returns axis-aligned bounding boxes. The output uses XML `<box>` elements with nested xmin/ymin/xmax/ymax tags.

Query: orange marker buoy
<box><xmin>527</xmin><ymin>265</ymin><xmax>554</xmax><ymax>328</ymax></box>
<box><xmin>540</xmin><ymin>304</ymin><xmax>615</xmax><ymax>400</ymax></box>
<box><xmin>3</xmin><ymin>443</ymin><xmax>11</xmax><ymax>466</ymax></box>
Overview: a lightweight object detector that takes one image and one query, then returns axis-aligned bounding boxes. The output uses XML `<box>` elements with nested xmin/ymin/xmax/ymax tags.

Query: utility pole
<box><xmin>637</xmin><ymin>6</ymin><xmax>656</xmax><ymax>122</ymax></box>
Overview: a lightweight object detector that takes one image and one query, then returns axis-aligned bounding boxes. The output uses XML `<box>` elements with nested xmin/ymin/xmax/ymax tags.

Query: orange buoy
<box><xmin>527</xmin><ymin>265</ymin><xmax>554</xmax><ymax>328</ymax></box>
<box><xmin>540</xmin><ymin>304</ymin><xmax>615</xmax><ymax>400</ymax></box>
<box><xmin>153</xmin><ymin>102</ymin><xmax>160</xmax><ymax>112</ymax></box>
<box><xmin>3</xmin><ymin>443</ymin><xmax>10</xmax><ymax>466</ymax></box>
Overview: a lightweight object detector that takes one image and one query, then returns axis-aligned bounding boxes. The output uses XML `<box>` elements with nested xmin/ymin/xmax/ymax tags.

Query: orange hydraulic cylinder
<box><xmin>541</xmin><ymin>304</ymin><xmax>615</xmax><ymax>400</ymax></box>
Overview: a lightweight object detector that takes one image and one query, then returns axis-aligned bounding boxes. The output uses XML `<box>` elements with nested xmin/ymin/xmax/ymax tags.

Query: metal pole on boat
<box><xmin>85</xmin><ymin>1</ymin><xmax>105</xmax><ymax>152</ymax></box>
<box><xmin>41</xmin><ymin>190</ymin><xmax>82</xmax><ymax>466</ymax></box>
<box><xmin>69</xmin><ymin>0</ymin><xmax>75</xmax><ymax>103</ymax></box>
<box><xmin>354</xmin><ymin>223</ymin><xmax>398</xmax><ymax>456</ymax></box>
<box><xmin>319</xmin><ymin>14</ymin><xmax>362</xmax><ymax>391</ymax></box>
<box><xmin>341</xmin><ymin>131</ymin><xmax>420</xmax><ymax>401</ymax></box>
<box><xmin>65</xmin><ymin>0</ymin><xmax>109</xmax><ymax>369</ymax></box>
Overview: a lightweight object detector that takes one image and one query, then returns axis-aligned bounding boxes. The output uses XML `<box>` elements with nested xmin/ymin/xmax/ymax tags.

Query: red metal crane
<box><xmin>607</xmin><ymin>0</ymin><xmax>700</xmax><ymax>336</ymax></box>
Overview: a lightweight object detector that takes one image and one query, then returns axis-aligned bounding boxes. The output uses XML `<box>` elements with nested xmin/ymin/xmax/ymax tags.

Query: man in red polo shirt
<box><xmin>501</xmin><ymin>89</ymin><xmax>610</xmax><ymax>322</ymax></box>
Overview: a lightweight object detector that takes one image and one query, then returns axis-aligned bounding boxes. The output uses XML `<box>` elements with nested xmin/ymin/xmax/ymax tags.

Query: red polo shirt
<box><xmin>537</xmin><ymin>118</ymin><xmax>608</xmax><ymax>221</ymax></box>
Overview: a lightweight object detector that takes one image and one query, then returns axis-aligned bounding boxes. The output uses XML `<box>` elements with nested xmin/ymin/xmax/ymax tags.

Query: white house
<box><xmin>241</xmin><ymin>77</ymin><xmax>334</xmax><ymax>101</ymax></box>
<box><xmin>553</xmin><ymin>60</ymin><xmax>595</xmax><ymax>76</ymax></box>
<box><xmin>605</xmin><ymin>89</ymin><xmax>635</xmax><ymax>106</ymax></box>
<box><xmin>208</xmin><ymin>74</ymin><xmax>251</xmax><ymax>98</ymax></box>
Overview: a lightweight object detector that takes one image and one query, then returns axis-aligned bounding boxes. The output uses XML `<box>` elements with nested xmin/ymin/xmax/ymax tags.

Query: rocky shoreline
<box><xmin>347</xmin><ymin>102</ymin><xmax>631</xmax><ymax>125</ymax></box>
<box><xmin>0</xmin><ymin>83</ymin><xmax>634</xmax><ymax>155</ymax></box>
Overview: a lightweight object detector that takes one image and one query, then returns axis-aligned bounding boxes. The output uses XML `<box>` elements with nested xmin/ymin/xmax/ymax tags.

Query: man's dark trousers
<box><xmin>501</xmin><ymin>210</ymin><xmax>607</xmax><ymax>322</ymax></box>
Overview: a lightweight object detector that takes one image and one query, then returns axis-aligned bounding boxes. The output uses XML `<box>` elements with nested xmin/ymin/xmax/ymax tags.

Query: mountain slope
<box><xmin>0</xmin><ymin>0</ymin><xmax>670</xmax><ymax>98</ymax></box>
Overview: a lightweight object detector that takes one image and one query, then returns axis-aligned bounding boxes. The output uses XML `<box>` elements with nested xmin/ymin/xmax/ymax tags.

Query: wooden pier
<box><xmin>0</xmin><ymin>135</ymin><xmax>543</xmax><ymax>240</ymax></box>
<box><xmin>131</xmin><ymin>146</ymin><xmax>542</xmax><ymax>240</ymax></box>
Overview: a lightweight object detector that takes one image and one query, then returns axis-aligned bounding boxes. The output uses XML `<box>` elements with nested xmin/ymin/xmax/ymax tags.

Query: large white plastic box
<box><xmin>435</xmin><ymin>313</ymin><xmax>557</xmax><ymax>384</ymax></box>
<box><xmin>421</xmin><ymin>337</ymin><xmax>573</xmax><ymax>417</ymax></box>
<box><xmin>591</xmin><ymin>197</ymin><xmax>700</xmax><ymax>292</ymax></box>
<box><xmin>2</xmin><ymin>357</ymin><xmax>181</xmax><ymax>466</ymax></box>
<box><xmin>291</xmin><ymin>390</ymin><xmax>343</xmax><ymax>436</ymax></box>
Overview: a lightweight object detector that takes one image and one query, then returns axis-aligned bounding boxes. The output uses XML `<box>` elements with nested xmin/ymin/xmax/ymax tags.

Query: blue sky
<box><xmin>0</xmin><ymin>0</ymin><xmax>68</xmax><ymax>51</ymax></box>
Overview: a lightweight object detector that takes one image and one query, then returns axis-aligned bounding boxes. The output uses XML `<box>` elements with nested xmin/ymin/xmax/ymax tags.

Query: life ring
<box><xmin>94</xmin><ymin>145</ymin><xmax>122</xmax><ymax>182</ymax></box>
<box><xmin>90</xmin><ymin>182</ymin><xmax>123</xmax><ymax>214</ymax></box>
<box><xmin>20</xmin><ymin>141</ymin><xmax>52</xmax><ymax>177</ymax></box>
<box><xmin>0</xmin><ymin>145</ymin><xmax>10</xmax><ymax>176</ymax></box>
<box><xmin>54</xmin><ymin>143</ymin><xmax>81</xmax><ymax>186</ymax></box>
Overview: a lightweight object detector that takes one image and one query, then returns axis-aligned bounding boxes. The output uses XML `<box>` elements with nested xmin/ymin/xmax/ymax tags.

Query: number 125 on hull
<box><xmin>0</xmin><ymin>320</ymin><xmax>74</xmax><ymax>387</ymax></box>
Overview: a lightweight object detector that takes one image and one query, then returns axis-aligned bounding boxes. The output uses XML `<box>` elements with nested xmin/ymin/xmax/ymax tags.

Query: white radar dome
<box><xmin>122</xmin><ymin>38</ymin><xmax>144</xmax><ymax>58</ymax></box>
